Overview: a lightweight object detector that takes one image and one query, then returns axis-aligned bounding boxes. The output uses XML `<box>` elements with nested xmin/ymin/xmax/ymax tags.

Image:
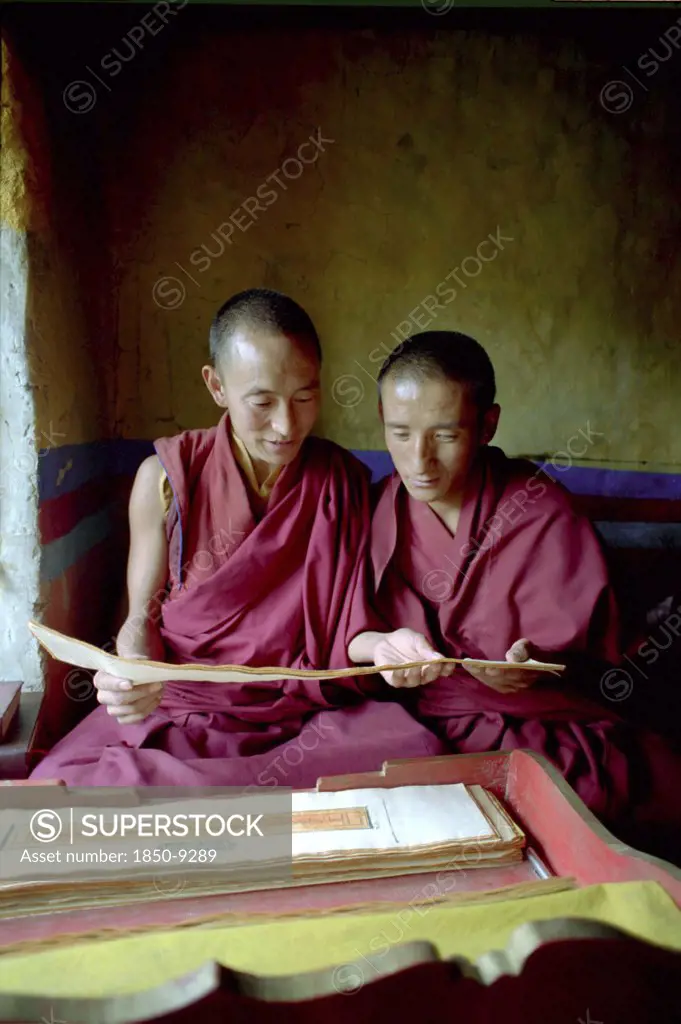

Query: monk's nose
<box><xmin>412</xmin><ymin>438</ymin><xmax>433</xmax><ymax>470</ymax></box>
<box><xmin>271</xmin><ymin>404</ymin><xmax>294</xmax><ymax>438</ymax></box>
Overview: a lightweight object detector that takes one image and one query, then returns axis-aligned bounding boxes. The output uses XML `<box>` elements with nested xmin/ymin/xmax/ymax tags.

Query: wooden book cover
<box><xmin>0</xmin><ymin>683</ymin><xmax>21</xmax><ymax>742</ymax></box>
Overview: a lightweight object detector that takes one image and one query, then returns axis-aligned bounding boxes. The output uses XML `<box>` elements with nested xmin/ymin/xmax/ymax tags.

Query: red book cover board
<box><xmin>0</xmin><ymin>682</ymin><xmax>21</xmax><ymax>742</ymax></box>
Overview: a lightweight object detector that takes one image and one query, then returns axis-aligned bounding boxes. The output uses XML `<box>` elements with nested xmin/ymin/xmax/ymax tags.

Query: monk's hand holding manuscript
<box><xmin>464</xmin><ymin>639</ymin><xmax>549</xmax><ymax>694</ymax></box>
<box><xmin>93</xmin><ymin>663</ymin><xmax>165</xmax><ymax>725</ymax></box>
<box><xmin>371</xmin><ymin>628</ymin><xmax>455</xmax><ymax>688</ymax></box>
<box><xmin>93</xmin><ymin>622</ymin><xmax>168</xmax><ymax>724</ymax></box>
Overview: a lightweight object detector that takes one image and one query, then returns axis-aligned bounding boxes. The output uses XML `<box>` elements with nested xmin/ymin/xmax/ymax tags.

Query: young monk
<box><xmin>31</xmin><ymin>291</ymin><xmax>447</xmax><ymax>787</ymax></box>
<box><xmin>349</xmin><ymin>331</ymin><xmax>681</xmax><ymax>861</ymax></box>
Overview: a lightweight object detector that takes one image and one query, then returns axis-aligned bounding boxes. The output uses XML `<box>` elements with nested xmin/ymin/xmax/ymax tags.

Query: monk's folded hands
<box><xmin>93</xmin><ymin>670</ymin><xmax>165</xmax><ymax>725</ymax></box>
<box><xmin>464</xmin><ymin>638</ymin><xmax>548</xmax><ymax>694</ymax></box>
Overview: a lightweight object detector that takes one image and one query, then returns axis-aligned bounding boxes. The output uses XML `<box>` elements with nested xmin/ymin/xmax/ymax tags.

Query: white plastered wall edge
<box><xmin>0</xmin><ymin>223</ymin><xmax>42</xmax><ymax>690</ymax></box>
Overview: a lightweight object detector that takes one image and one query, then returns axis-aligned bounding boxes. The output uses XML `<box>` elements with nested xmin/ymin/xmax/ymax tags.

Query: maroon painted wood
<box><xmin>316</xmin><ymin>749</ymin><xmax>681</xmax><ymax>906</ymax></box>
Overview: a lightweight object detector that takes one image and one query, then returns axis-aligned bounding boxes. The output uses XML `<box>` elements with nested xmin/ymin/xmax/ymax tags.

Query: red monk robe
<box><xmin>31</xmin><ymin>416</ymin><xmax>446</xmax><ymax>787</ymax></box>
<box><xmin>370</xmin><ymin>446</ymin><xmax>681</xmax><ymax>860</ymax></box>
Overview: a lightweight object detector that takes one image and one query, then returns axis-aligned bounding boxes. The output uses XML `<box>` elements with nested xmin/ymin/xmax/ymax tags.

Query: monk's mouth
<box><xmin>411</xmin><ymin>478</ymin><xmax>440</xmax><ymax>489</ymax></box>
<box><xmin>265</xmin><ymin>440</ymin><xmax>297</xmax><ymax>449</ymax></box>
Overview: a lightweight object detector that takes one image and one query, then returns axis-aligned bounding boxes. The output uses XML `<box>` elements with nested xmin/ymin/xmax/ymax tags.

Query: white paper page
<box><xmin>382</xmin><ymin>784</ymin><xmax>494</xmax><ymax>847</ymax></box>
<box><xmin>290</xmin><ymin>785</ymin><xmax>494</xmax><ymax>857</ymax></box>
<box><xmin>291</xmin><ymin>789</ymin><xmax>399</xmax><ymax>855</ymax></box>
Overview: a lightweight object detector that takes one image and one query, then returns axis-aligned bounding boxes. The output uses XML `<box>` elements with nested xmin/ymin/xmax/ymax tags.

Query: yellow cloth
<box><xmin>230</xmin><ymin>430</ymin><xmax>282</xmax><ymax>498</ymax></box>
<box><xmin>159</xmin><ymin>428</ymin><xmax>281</xmax><ymax>517</ymax></box>
<box><xmin>1</xmin><ymin>881</ymin><xmax>680</xmax><ymax>997</ymax></box>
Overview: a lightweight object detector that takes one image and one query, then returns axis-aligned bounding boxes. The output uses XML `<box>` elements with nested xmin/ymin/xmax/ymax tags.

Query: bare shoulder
<box><xmin>129</xmin><ymin>454</ymin><xmax>165</xmax><ymax>523</ymax></box>
<box><xmin>125</xmin><ymin>455</ymin><xmax>169</xmax><ymax>602</ymax></box>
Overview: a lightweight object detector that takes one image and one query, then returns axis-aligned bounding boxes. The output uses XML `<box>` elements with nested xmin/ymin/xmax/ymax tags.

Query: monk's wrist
<box><xmin>348</xmin><ymin>631</ymin><xmax>387</xmax><ymax>665</ymax></box>
<box><xmin>117</xmin><ymin>615</ymin><xmax>164</xmax><ymax>660</ymax></box>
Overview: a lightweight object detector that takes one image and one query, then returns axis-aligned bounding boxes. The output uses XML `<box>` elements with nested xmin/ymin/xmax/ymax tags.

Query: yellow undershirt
<box><xmin>159</xmin><ymin>429</ymin><xmax>282</xmax><ymax>519</ymax></box>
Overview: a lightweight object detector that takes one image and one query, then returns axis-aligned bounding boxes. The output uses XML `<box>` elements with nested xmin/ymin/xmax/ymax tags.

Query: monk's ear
<box><xmin>202</xmin><ymin>364</ymin><xmax>229</xmax><ymax>409</ymax></box>
<box><xmin>480</xmin><ymin>403</ymin><xmax>500</xmax><ymax>445</ymax></box>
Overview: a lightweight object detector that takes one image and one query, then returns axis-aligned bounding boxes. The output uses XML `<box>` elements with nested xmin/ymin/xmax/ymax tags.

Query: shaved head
<box><xmin>378</xmin><ymin>331</ymin><xmax>496</xmax><ymax>417</ymax></box>
<box><xmin>209</xmin><ymin>288</ymin><xmax>322</xmax><ymax>369</ymax></box>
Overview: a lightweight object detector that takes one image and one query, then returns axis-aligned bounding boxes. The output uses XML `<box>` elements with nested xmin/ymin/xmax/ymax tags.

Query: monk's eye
<box><xmin>436</xmin><ymin>433</ymin><xmax>458</xmax><ymax>442</ymax></box>
<box><xmin>252</xmin><ymin>401</ymin><xmax>273</xmax><ymax>409</ymax></box>
<box><xmin>392</xmin><ymin>432</ymin><xmax>409</xmax><ymax>441</ymax></box>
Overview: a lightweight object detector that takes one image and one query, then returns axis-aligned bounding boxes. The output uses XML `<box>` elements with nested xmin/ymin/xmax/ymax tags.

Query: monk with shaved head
<box><xmin>349</xmin><ymin>330</ymin><xmax>681</xmax><ymax>862</ymax></box>
<box><xmin>32</xmin><ymin>291</ymin><xmax>445</xmax><ymax>787</ymax></box>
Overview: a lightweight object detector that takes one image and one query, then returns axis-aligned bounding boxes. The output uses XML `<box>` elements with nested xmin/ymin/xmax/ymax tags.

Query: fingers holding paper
<box><xmin>464</xmin><ymin>638</ymin><xmax>548</xmax><ymax>694</ymax></box>
<box><xmin>94</xmin><ymin>671</ymin><xmax>165</xmax><ymax>725</ymax></box>
<box><xmin>372</xmin><ymin>628</ymin><xmax>455</xmax><ymax>688</ymax></box>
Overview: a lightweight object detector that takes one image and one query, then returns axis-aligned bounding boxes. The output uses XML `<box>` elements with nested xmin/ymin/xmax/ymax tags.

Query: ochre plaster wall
<box><xmin>101</xmin><ymin>18</ymin><xmax>681</xmax><ymax>465</ymax></box>
<box><xmin>4</xmin><ymin>10</ymin><xmax>681</xmax><ymax>465</ymax></box>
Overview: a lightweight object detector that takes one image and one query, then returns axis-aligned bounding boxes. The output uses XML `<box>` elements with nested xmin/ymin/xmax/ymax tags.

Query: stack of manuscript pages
<box><xmin>289</xmin><ymin>784</ymin><xmax>525</xmax><ymax>880</ymax></box>
<box><xmin>0</xmin><ymin>784</ymin><xmax>524</xmax><ymax>918</ymax></box>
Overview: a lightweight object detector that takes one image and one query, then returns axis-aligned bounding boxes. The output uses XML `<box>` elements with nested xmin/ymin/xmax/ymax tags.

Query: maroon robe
<box><xmin>31</xmin><ymin>418</ymin><xmax>445</xmax><ymax>787</ymax></box>
<box><xmin>371</xmin><ymin>447</ymin><xmax>681</xmax><ymax>859</ymax></box>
